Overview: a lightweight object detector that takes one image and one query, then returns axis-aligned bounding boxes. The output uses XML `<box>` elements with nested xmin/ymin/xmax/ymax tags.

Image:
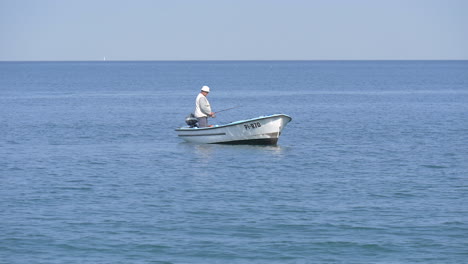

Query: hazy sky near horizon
<box><xmin>1</xmin><ymin>0</ymin><xmax>467</xmax><ymax>60</ymax></box>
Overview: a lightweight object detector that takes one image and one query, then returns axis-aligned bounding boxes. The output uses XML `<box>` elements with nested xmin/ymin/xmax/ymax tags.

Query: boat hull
<box><xmin>175</xmin><ymin>114</ymin><xmax>292</xmax><ymax>145</ymax></box>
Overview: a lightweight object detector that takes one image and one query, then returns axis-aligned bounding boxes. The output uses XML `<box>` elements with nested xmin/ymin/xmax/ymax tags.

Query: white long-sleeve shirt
<box><xmin>194</xmin><ymin>93</ymin><xmax>212</xmax><ymax>118</ymax></box>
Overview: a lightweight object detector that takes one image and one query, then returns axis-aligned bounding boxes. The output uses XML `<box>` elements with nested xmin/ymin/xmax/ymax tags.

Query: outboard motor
<box><xmin>185</xmin><ymin>113</ymin><xmax>198</xmax><ymax>128</ymax></box>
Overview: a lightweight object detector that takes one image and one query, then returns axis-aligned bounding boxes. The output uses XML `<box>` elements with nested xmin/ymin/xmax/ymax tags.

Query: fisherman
<box><xmin>194</xmin><ymin>85</ymin><xmax>215</xmax><ymax>127</ymax></box>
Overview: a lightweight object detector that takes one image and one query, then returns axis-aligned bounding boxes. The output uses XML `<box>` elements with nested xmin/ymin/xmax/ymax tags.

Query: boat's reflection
<box><xmin>180</xmin><ymin>142</ymin><xmax>287</xmax><ymax>163</ymax></box>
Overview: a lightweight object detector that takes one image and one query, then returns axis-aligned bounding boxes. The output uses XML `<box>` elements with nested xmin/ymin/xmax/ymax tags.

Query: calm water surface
<box><xmin>1</xmin><ymin>61</ymin><xmax>467</xmax><ymax>263</ymax></box>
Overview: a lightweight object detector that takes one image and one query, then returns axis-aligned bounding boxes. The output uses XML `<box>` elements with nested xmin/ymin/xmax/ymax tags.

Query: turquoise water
<box><xmin>1</xmin><ymin>61</ymin><xmax>467</xmax><ymax>263</ymax></box>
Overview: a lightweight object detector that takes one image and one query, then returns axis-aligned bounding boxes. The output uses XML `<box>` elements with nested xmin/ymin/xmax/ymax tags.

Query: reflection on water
<box><xmin>193</xmin><ymin>144</ymin><xmax>216</xmax><ymax>162</ymax></box>
<box><xmin>179</xmin><ymin>142</ymin><xmax>287</xmax><ymax>163</ymax></box>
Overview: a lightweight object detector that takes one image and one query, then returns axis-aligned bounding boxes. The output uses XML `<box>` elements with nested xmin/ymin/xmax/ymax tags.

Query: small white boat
<box><xmin>175</xmin><ymin>114</ymin><xmax>292</xmax><ymax>145</ymax></box>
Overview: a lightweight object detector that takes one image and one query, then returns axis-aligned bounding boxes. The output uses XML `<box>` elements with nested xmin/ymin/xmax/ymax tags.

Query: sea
<box><xmin>1</xmin><ymin>61</ymin><xmax>467</xmax><ymax>264</ymax></box>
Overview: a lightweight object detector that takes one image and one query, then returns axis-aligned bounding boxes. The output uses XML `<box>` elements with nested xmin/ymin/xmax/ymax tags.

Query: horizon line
<box><xmin>1</xmin><ymin>59</ymin><xmax>468</xmax><ymax>63</ymax></box>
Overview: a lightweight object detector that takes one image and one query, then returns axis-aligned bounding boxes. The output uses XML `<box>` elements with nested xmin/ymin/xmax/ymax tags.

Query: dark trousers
<box><xmin>197</xmin><ymin>117</ymin><xmax>208</xmax><ymax>127</ymax></box>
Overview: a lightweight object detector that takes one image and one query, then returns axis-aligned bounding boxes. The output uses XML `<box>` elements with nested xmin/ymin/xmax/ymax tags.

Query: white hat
<box><xmin>201</xmin><ymin>85</ymin><xmax>210</xmax><ymax>93</ymax></box>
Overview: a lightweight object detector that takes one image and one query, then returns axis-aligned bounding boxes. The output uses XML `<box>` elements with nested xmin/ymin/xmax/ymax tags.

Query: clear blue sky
<box><xmin>1</xmin><ymin>0</ymin><xmax>467</xmax><ymax>60</ymax></box>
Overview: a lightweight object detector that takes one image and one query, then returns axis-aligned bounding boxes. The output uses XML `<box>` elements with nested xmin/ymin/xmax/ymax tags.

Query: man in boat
<box><xmin>194</xmin><ymin>85</ymin><xmax>215</xmax><ymax>127</ymax></box>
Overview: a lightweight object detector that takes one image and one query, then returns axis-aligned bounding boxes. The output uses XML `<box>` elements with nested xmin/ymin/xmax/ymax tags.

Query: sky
<box><xmin>1</xmin><ymin>0</ymin><xmax>467</xmax><ymax>61</ymax></box>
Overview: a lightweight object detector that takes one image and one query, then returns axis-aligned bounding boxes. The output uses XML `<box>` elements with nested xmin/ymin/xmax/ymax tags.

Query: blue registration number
<box><xmin>244</xmin><ymin>122</ymin><xmax>261</xmax><ymax>130</ymax></box>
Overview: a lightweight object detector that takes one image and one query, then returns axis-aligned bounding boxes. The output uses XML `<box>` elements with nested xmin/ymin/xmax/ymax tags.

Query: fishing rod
<box><xmin>214</xmin><ymin>106</ymin><xmax>240</xmax><ymax>114</ymax></box>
